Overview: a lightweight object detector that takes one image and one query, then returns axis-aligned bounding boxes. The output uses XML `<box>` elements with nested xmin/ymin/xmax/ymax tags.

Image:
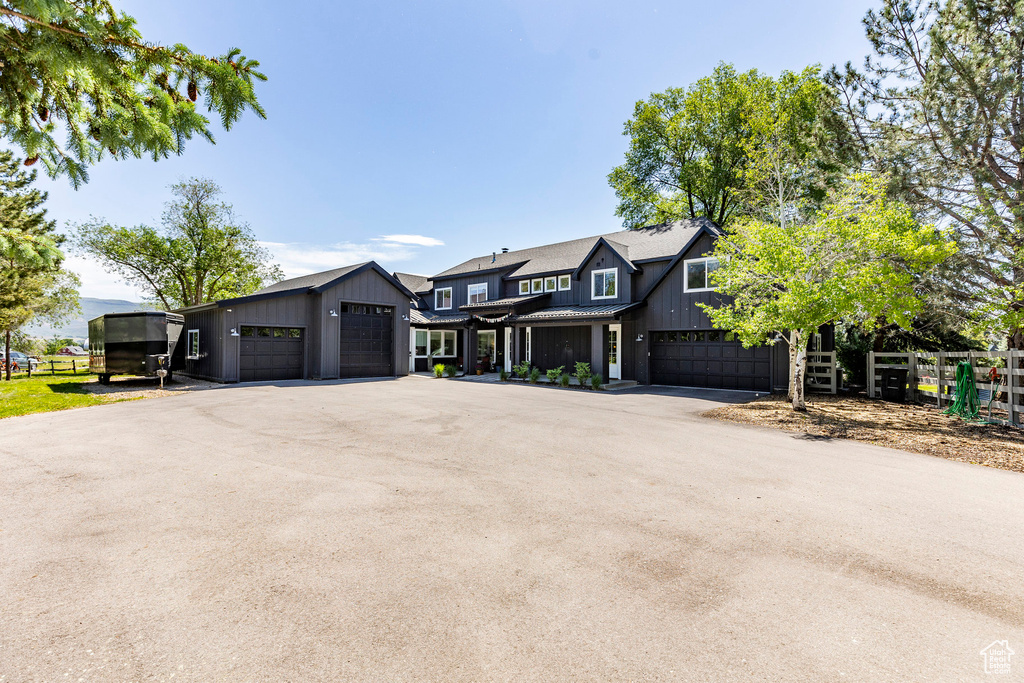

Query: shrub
<box><xmin>499</xmin><ymin>368</ymin><xmax>509</xmax><ymax>382</ymax></box>
<box><xmin>433</xmin><ymin>363</ymin><xmax>445</xmax><ymax>378</ymax></box>
<box><xmin>546</xmin><ymin>365</ymin><xmax>564</xmax><ymax>383</ymax></box>
<box><xmin>529</xmin><ymin>366</ymin><xmax>541</xmax><ymax>384</ymax></box>
<box><xmin>574</xmin><ymin>361</ymin><xmax>592</xmax><ymax>387</ymax></box>
<box><xmin>514</xmin><ymin>361</ymin><xmax>531</xmax><ymax>379</ymax></box>
<box><xmin>590</xmin><ymin>373</ymin><xmax>603</xmax><ymax>390</ymax></box>
<box><xmin>445</xmin><ymin>364</ymin><xmax>457</xmax><ymax>377</ymax></box>
<box><xmin>559</xmin><ymin>372</ymin><xmax>571</xmax><ymax>388</ymax></box>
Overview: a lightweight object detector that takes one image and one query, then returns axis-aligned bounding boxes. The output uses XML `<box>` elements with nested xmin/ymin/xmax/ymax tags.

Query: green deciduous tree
<box><xmin>74</xmin><ymin>177</ymin><xmax>284</xmax><ymax>309</ymax></box>
<box><xmin>608</xmin><ymin>63</ymin><xmax>854</xmax><ymax>230</ymax></box>
<box><xmin>828</xmin><ymin>0</ymin><xmax>1024</xmax><ymax>347</ymax></box>
<box><xmin>0</xmin><ymin>149</ymin><xmax>78</xmax><ymax>379</ymax></box>
<box><xmin>0</xmin><ymin>0</ymin><xmax>266</xmax><ymax>187</ymax></box>
<box><xmin>700</xmin><ymin>174</ymin><xmax>956</xmax><ymax>410</ymax></box>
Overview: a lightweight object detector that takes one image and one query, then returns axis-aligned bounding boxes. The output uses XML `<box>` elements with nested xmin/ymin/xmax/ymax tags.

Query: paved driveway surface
<box><xmin>1</xmin><ymin>377</ymin><xmax>1022</xmax><ymax>681</ymax></box>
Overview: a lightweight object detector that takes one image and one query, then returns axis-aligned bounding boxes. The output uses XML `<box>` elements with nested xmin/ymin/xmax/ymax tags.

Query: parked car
<box><xmin>56</xmin><ymin>345</ymin><xmax>88</xmax><ymax>356</ymax></box>
<box><xmin>3</xmin><ymin>351</ymin><xmax>40</xmax><ymax>372</ymax></box>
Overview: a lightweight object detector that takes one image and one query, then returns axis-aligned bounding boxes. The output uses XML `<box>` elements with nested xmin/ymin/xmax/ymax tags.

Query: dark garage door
<box><xmin>239</xmin><ymin>326</ymin><xmax>304</xmax><ymax>382</ymax></box>
<box><xmin>339</xmin><ymin>304</ymin><xmax>393</xmax><ymax>378</ymax></box>
<box><xmin>651</xmin><ymin>330</ymin><xmax>771</xmax><ymax>391</ymax></box>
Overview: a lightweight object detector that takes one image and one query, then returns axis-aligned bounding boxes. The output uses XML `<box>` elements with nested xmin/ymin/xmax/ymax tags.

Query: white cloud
<box><xmin>63</xmin><ymin>255</ymin><xmax>147</xmax><ymax>302</ymax></box>
<box><xmin>375</xmin><ymin>234</ymin><xmax>445</xmax><ymax>247</ymax></box>
<box><xmin>261</xmin><ymin>240</ymin><xmax>421</xmax><ymax>278</ymax></box>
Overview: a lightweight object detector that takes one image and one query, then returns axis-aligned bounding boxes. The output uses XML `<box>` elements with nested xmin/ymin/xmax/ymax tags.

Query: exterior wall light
<box><xmin>330</xmin><ymin>309</ymin><xmax>338</xmax><ymax>317</ymax></box>
<box><xmin>230</xmin><ymin>328</ymin><xmax>240</xmax><ymax>337</ymax></box>
<box><xmin>636</xmin><ymin>334</ymin><xmax>644</xmax><ymax>342</ymax></box>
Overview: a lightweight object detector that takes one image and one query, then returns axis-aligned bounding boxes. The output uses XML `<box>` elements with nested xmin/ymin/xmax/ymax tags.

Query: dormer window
<box><xmin>544</xmin><ymin>276</ymin><xmax>557</xmax><ymax>292</ymax></box>
<box><xmin>592</xmin><ymin>268</ymin><xmax>617</xmax><ymax>299</ymax></box>
<box><xmin>468</xmin><ymin>283</ymin><xmax>487</xmax><ymax>304</ymax></box>
<box><xmin>531</xmin><ymin>278</ymin><xmax>544</xmax><ymax>293</ymax></box>
<box><xmin>558</xmin><ymin>275</ymin><xmax>571</xmax><ymax>291</ymax></box>
<box><xmin>519</xmin><ymin>280</ymin><xmax>530</xmax><ymax>295</ymax></box>
<box><xmin>435</xmin><ymin>287</ymin><xmax>452</xmax><ymax>310</ymax></box>
<box><xmin>684</xmin><ymin>257</ymin><xmax>719</xmax><ymax>292</ymax></box>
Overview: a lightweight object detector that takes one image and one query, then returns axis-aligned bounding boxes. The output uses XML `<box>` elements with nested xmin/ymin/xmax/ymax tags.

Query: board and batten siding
<box><xmin>429</xmin><ymin>272</ymin><xmax>503</xmax><ymax>311</ymax></box>
<box><xmin>580</xmin><ymin>243</ymin><xmax>632</xmax><ymax>306</ymax></box>
<box><xmin>181</xmin><ymin>308</ymin><xmax>224</xmax><ymax>380</ymax></box>
<box><xmin>642</xmin><ymin>233</ymin><xmax>720</xmax><ymax>330</ymax></box>
<box><xmin>221</xmin><ymin>292</ymin><xmax>313</xmax><ymax>382</ymax></box>
<box><xmin>318</xmin><ymin>268</ymin><xmax>411</xmax><ymax>379</ymax></box>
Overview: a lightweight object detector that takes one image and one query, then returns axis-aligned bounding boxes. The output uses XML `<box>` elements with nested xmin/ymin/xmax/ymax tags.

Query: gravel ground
<box><xmin>79</xmin><ymin>374</ymin><xmax>219</xmax><ymax>400</ymax></box>
<box><xmin>702</xmin><ymin>393</ymin><xmax>1024</xmax><ymax>473</ymax></box>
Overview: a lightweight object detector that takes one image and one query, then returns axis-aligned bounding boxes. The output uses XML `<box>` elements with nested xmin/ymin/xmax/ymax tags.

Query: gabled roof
<box><xmin>571</xmin><ymin>236</ymin><xmax>638</xmax><ymax>279</ymax></box>
<box><xmin>637</xmin><ymin>222</ymin><xmax>724</xmax><ymax>302</ymax></box>
<box><xmin>255</xmin><ymin>263</ymin><xmax>365</xmax><ymax>295</ymax></box>
<box><xmin>393</xmin><ymin>272</ymin><xmax>433</xmax><ymax>295</ymax></box>
<box><xmin>431</xmin><ymin>218</ymin><xmax>716</xmax><ymax>281</ymax></box>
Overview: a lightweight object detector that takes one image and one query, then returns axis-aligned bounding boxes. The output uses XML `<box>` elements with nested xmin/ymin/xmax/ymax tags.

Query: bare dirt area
<box><xmin>702</xmin><ymin>393</ymin><xmax>1024</xmax><ymax>473</ymax></box>
<box><xmin>80</xmin><ymin>373</ymin><xmax>219</xmax><ymax>400</ymax></box>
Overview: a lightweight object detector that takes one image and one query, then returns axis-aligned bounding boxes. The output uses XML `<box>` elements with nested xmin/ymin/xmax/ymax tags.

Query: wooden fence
<box><xmin>867</xmin><ymin>350</ymin><xmax>1023</xmax><ymax>427</ymax></box>
<box><xmin>805</xmin><ymin>351</ymin><xmax>838</xmax><ymax>394</ymax></box>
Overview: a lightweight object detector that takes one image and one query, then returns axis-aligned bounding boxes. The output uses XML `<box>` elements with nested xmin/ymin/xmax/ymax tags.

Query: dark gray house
<box><xmin>401</xmin><ymin>218</ymin><xmax>832</xmax><ymax>391</ymax></box>
<box><xmin>175</xmin><ymin>261</ymin><xmax>414</xmax><ymax>383</ymax></box>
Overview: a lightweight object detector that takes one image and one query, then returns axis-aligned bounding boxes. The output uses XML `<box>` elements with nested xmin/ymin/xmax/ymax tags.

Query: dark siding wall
<box><xmin>181</xmin><ymin>308</ymin><xmax>224</xmax><ymax>381</ymax></box>
<box><xmin>428</xmin><ymin>272</ymin><xmax>503</xmax><ymax>311</ymax></box>
<box><xmin>320</xmin><ymin>268</ymin><xmax>411</xmax><ymax>378</ymax></box>
<box><xmin>529</xmin><ymin>325</ymin><xmax>592</xmax><ymax>371</ymax></box>
<box><xmin>634</xmin><ymin>259</ymin><xmax>670</xmax><ymax>298</ymax></box>
<box><xmin>225</xmin><ymin>293</ymin><xmax>312</xmax><ymax>382</ymax></box>
<box><xmin>580</xmin><ymin>244</ymin><xmax>632</xmax><ymax>305</ymax></box>
<box><xmin>643</xmin><ymin>234</ymin><xmax>722</xmax><ymax>330</ymax></box>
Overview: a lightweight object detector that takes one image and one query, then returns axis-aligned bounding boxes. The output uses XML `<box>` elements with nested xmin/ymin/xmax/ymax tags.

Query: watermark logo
<box><xmin>981</xmin><ymin>640</ymin><xmax>1014</xmax><ymax>675</ymax></box>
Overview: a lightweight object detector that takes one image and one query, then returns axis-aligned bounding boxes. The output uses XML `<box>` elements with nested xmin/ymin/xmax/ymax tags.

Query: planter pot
<box><xmin>476</xmin><ymin>370</ymin><xmax>483</xmax><ymax>375</ymax></box>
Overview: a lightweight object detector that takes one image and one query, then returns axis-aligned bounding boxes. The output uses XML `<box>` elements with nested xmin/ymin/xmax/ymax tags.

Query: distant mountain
<box><xmin>24</xmin><ymin>298</ymin><xmax>155</xmax><ymax>341</ymax></box>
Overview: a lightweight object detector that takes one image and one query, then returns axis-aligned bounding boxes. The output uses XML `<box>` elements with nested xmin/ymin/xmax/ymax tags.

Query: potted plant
<box><xmin>475</xmin><ymin>360</ymin><xmax>484</xmax><ymax>375</ymax></box>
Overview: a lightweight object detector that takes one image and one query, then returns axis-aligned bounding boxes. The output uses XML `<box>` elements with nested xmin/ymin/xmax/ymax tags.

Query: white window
<box><xmin>435</xmin><ymin>287</ymin><xmax>452</xmax><ymax>310</ymax></box>
<box><xmin>187</xmin><ymin>329</ymin><xmax>199</xmax><ymax>359</ymax></box>
<box><xmin>468</xmin><ymin>283</ymin><xmax>487</xmax><ymax>304</ymax></box>
<box><xmin>591</xmin><ymin>268</ymin><xmax>618</xmax><ymax>299</ymax></box>
<box><xmin>429</xmin><ymin>330</ymin><xmax>457</xmax><ymax>357</ymax></box>
<box><xmin>684</xmin><ymin>257</ymin><xmax>719</xmax><ymax>292</ymax></box>
<box><xmin>531</xmin><ymin>278</ymin><xmax>544</xmax><ymax>294</ymax></box>
<box><xmin>414</xmin><ymin>330</ymin><xmax>428</xmax><ymax>357</ymax></box>
<box><xmin>558</xmin><ymin>274</ymin><xmax>571</xmax><ymax>291</ymax></box>
<box><xmin>544</xmin><ymin>276</ymin><xmax>557</xmax><ymax>292</ymax></box>
<box><xmin>519</xmin><ymin>280</ymin><xmax>530</xmax><ymax>295</ymax></box>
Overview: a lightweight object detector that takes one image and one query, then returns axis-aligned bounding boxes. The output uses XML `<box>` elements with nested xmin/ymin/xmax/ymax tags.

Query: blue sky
<box><xmin>41</xmin><ymin>0</ymin><xmax>875</xmax><ymax>300</ymax></box>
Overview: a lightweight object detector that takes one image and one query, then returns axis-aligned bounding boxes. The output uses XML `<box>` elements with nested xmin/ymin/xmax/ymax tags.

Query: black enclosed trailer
<box><xmin>88</xmin><ymin>312</ymin><xmax>185</xmax><ymax>384</ymax></box>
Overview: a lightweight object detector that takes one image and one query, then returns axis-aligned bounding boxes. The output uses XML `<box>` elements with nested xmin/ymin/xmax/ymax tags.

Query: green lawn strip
<box><xmin>0</xmin><ymin>374</ymin><xmax>133</xmax><ymax>419</ymax></box>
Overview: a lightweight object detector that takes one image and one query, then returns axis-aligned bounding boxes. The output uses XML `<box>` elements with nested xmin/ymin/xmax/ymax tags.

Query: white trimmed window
<box><xmin>531</xmin><ymin>278</ymin><xmax>544</xmax><ymax>294</ymax></box>
<box><xmin>591</xmin><ymin>268</ymin><xmax>617</xmax><ymax>299</ymax></box>
<box><xmin>468</xmin><ymin>283</ymin><xmax>487</xmax><ymax>304</ymax></box>
<box><xmin>519</xmin><ymin>280</ymin><xmax>530</xmax><ymax>295</ymax></box>
<box><xmin>187</xmin><ymin>329</ymin><xmax>199</xmax><ymax>359</ymax></box>
<box><xmin>684</xmin><ymin>257</ymin><xmax>719</xmax><ymax>292</ymax></box>
<box><xmin>429</xmin><ymin>330</ymin><xmax>457</xmax><ymax>356</ymax></box>
<box><xmin>544</xmin><ymin>276</ymin><xmax>557</xmax><ymax>292</ymax></box>
<box><xmin>435</xmin><ymin>287</ymin><xmax>453</xmax><ymax>310</ymax></box>
<box><xmin>557</xmin><ymin>274</ymin><xmax>571</xmax><ymax>291</ymax></box>
<box><xmin>414</xmin><ymin>330</ymin><xmax>428</xmax><ymax>357</ymax></box>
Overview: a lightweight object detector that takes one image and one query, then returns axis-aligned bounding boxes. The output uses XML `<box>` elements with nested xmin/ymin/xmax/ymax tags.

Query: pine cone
<box><xmin>187</xmin><ymin>81</ymin><xmax>198</xmax><ymax>102</ymax></box>
<box><xmin>24</xmin><ymin>156</ymin><xmax>38</xmax><ymax>166</ymax></box>
<box><xmin>38</xmin><ymin>105</ymin><xmax>49</xmax><ymax>121</ymax></box>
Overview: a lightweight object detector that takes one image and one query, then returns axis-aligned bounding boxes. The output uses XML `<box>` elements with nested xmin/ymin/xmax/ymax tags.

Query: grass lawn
<box><xmin>0</xmin><ymin>373</ymin><xmax>132</xmax><ymax>419</ymax></box>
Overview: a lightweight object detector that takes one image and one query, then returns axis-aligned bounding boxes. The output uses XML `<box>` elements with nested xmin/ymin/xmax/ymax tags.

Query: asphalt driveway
<box><xmin>2</xmin><ymin>377</ymin><xmax>1022</xmax><ymax>681</ymax></box>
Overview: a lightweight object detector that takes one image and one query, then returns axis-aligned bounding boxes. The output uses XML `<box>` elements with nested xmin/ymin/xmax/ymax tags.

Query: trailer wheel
<box><xmin>98</xmin><ymin>373</ymin><xmax>111</xmax><ymax>385</ymax></box>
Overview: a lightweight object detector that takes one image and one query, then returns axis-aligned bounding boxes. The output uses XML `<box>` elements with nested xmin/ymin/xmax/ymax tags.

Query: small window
<box><xmin>338</xmin><ymin>304</ymin><xmax>349</xmax><ymax>313</ymax></box>
<box><xmin>684</xmin><ymin>257</ymin><xmax>719</xmax><ymax>292</ymax></box>
<box><xmin>468</xmin><ymin>283</ymin><xmax>487</xmax><ymax>304</ymax></box>
<box><xmin>186</xmin><ymin>329</ymin><xmax>199</xmax><ymax>359</ymax></box>
<box><xmin>707</xmin><ymin>330</ymin><xmax>720</xmax><ymax>342</ymax></box>
<box><xmin>415</xmin><ymin>330</ymin><xmax>428</xmax><ymax>356</ymax></box>
<box><xmin>435</xmin><ymin>287</ymin><xmax>452</xmax><ymax>310</ymax></box>
<box><xmin>531</xmin><ymin>278</ymin><xmax>544</xmax><ymax>294</ymax></box>
<box><xmin>519</xmin><ymin>280</ymin><xmax>530</xmax><ymax>295</ymax></box>
<box><xmin>591</xmin><ymin>268</ymin><xmax>617</xmax><ymax>299</ymax></box>
<box><xmin>258</xmin><ymin>327</ymin><xmax>271</xmax><ymax>337</ymax></box>
<box><xmin>724</xmin><ymin>331</ymin><xmax>736</xmax><ymax>342</ymax></box>
<box><xmin>653</xmin><ymin>332</ymin><xmax>665</xmax><ymax>343</ymax></box>
<box><xmin>289</xmin><ymin>328</ymin><xmax>302</xmax><ymax>338</ymax></box>
<box><xmin>240</xmin><ymin>326</ymin><xmax>255</xmax><ymax>337</ymax></box>
<box><xmin>694</xmin><ymin>331</ymin><xmax>706</xmax><ymax>342</ymax></box>
<box><xmin>558</xmin><ymin>275</ymin><xmax>571</xmax><ymax>291</ymax></box>
<box><xmin>273</xmin><ymin>327</ymin><xmax>286</xmax><ymax>338</ymax></box>
<box><xmin>383</xmin><ymin>307</ymin><xmax>392</xmax><ymax>314</ymax></box>
<box><xmin>544</xmin><ymin>276</ymin><xmax>557</xmax><ymax>292</ymax></box>
<box><xmin>667</xmin><ymin>331</ymin><xmax>677</xmax><ymax>342</ymax></box>
<box><xmin>429</xmin><ymin>330</ymin><xmax>456</xmax><ymax>357</ymax></box>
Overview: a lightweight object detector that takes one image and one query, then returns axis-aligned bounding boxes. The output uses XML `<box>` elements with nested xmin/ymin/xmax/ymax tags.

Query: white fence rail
<box><xmin>806</xmin><ymin>351</ymin><xmax>837</xmax><ymax>394</ymax></box>
<box><xmin>867</xmin><ymin>350</ymin><xmax>1023</xmax><ymax>427</ymax></box>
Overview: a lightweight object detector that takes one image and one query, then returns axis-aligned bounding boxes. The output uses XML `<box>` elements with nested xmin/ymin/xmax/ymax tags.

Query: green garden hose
<box><xmin>942</xmin><ymin>360</ymin><xmax>985</xmax><ymax>423</ymax></box>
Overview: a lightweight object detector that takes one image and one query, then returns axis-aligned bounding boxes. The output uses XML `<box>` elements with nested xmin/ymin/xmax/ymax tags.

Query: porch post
<box><xmin>591</xmin><ymin>323</ymin><xmax>603</xmax><ymax>377</ymax></box>
<box><xmin>462</xmin><ymin>326</ymin><xmax>473</xmax><ymax>374</ymax></box>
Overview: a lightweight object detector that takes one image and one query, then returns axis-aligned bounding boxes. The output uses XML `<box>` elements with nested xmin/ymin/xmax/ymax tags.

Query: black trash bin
<box><xmin>880</xmin><ymin>368</ymin><xmax>909</xmax><ymax>402</ymax></box>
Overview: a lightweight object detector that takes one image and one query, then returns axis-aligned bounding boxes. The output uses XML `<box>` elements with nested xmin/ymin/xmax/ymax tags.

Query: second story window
<box><xmin>435</xmin><ymin>287</ymin><xmax>452</xmax><ymax>310</ymax></box>
<box><xmin>592</xmin><ymin>268</ymin><xmax>617</xmax><ymax>299</ymax></box>
<box><xmin>544</xmin><ymin>276</ymin><xmax>557</xmax><ymax>292</ymax></box>
<box><xmin>519</xmin><ymin>280</ymin><xmax>530</xmax><ymax>295</ymax></box>
<box><xmin>468</xmin><ymin>283</ymin><xmax>487</xmax><ymax>304</ymax></box>
<box><xmin>684</xmin><ymin>257</ymin><xmax>719</xmax><ymax>292</ymax></box>
<box><xmin>558</xmin><ymin>275</ymin><xmax>571</xmax><ymax>291</ymax></box>
<box><xmin>531</xmin><ymin>278</ymin><xmax>544</xmax><ymax>293</ymax></box>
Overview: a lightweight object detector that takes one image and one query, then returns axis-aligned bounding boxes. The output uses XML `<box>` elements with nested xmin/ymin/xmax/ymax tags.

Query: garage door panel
<box><xmin>651</xmin><ymin>330</ymin><xmax>771</xmax><ymax>391</ymax></box>
<box><xmin>339</xmin><ymin>308</ymin><xmax>393</xmax><ymax>378</ymax></box>
<box><xmin>238</xmin><ymin>327</ymin><xmax>304</xmax><ymax>381</ymax></box>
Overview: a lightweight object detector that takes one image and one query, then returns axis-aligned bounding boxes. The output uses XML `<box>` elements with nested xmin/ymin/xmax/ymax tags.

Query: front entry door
<box><xmin>608</xmin><ymin>324</ymin><xmax>621</xmax><ymax>380</ymax></box>
<box><xmin>477</xmin><ymin>330</ymin><xmax>496</xmax><ymax>370</ymax></box>
<box><xmin>504</xmin><ymin>327</ymin><xmax>513</xmax><ymax>372</ymax></box>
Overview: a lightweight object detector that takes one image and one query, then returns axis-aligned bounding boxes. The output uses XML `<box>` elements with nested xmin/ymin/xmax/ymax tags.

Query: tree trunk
<box><xmin>790</xmin><ymin>329</ymin><xmax>808</xmax><ymax>411</ymax></box>
<box><xmin>787</xmin><ymin>341</ymin><xmax>797</xmax><ymax>401</ymax></box>
<box><xmin>4</xmin><ymin>329</ymin><xmax>10</xmax><ymax>381</ymax></box>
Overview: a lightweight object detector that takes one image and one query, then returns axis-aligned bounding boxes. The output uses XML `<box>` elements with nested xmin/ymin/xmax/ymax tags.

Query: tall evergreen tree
<box><xmin>0</xmin><ymin>0</ymin><xmax>266</xmax><ymax>187</ymax></box>
<box><xmin>0</xmin><ymin>148</ymin><xmax>77</xmax><ymax>379</ymax></box>
<box><xmin>829</xmin><ymin>0</ymin><xmax>1024</xmax><ymax>347</ymax></box>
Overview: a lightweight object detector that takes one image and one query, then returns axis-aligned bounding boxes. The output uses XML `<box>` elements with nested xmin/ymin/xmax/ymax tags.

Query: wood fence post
<box><xmin>1008</xmin><ymin>349</ymin><xmax>1018</xmax><ymax>428</ymax></box>
<box><xmin>72</xmin><ymin>359</ymin><xmax>76</xmax><ymax>374</ymax></box>
<box><xmin>867</xmin><ymin>351</ymin><xmax>875</xmax><ymax>398</ymax></box>
<box><xmin>908</xmin><ymin>353</ymin><xmax>917</xmax><ymax>403</ymax></box>
<box><xmin>936</xmin><ymin>352</ymin><xmax>945</xmax><ymax>409</ymax></box>
<box><xmin>830</xmin><ymin>351</ymin><xmax>837</xmax><ymax>394</ymax></box>
<box><xmin>50</xmin><ymin>360</ymin><xmax>55</xmax><ymax>376</ymax></box>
